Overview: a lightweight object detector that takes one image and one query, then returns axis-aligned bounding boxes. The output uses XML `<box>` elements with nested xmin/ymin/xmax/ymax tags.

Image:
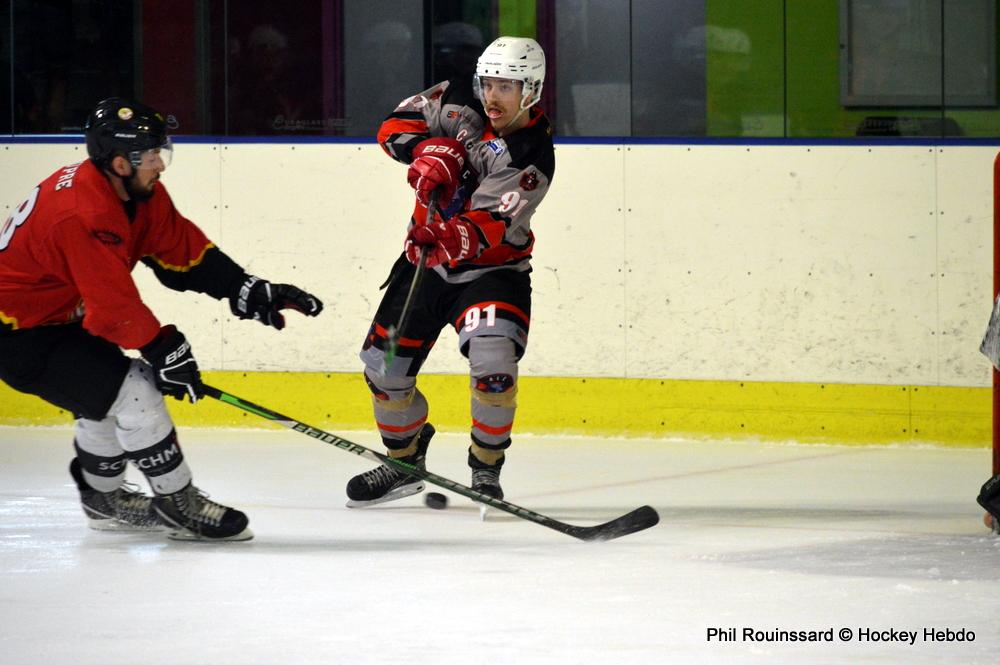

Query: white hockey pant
<box><xmin>73</xmin><ymin>359</ymin><xmax>191</xmax><ymax>494</ymax></box>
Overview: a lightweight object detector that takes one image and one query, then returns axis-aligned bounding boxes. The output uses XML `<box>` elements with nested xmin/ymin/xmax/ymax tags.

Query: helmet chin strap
<box><xmin>494</xmin><ymin>106</ymin><xmax>528</xmax><ymax>137</ymax></box>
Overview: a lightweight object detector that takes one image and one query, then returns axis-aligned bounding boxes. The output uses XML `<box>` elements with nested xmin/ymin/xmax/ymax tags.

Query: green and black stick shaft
<box><xmin>203</xmin><ymin>384</ymin><xmax>659</xmax><ymax>542</ymax></box>
<box><xmin>383</xmin><ymin>193</ymin><xmax>439</xmax><ymax>370</ymax></box>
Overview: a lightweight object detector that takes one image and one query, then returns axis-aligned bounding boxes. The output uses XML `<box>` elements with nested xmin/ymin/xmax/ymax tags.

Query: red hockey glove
<box><xmin>405</xmin><ymin>219</ymin><xmax>481</xmax><ymax>268</ymax></box>
<box><xmin>406</xmin><ymin>137</ymin><xmax>466</xmax><ymax>208</ymax></box>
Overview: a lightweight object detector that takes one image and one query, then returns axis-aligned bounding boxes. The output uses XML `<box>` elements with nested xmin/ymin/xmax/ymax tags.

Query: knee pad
<box><xmin>107</xmin><ymin>360</ymin><xmax>189</xmax><ymax>494</ymax></box>
<box><xmin>364</xmin><ymin>366</ymin><xmax>417</xmax><ymax>410</ymax></box>
<box><xmin>364</xmin><ymin>367</ymin><xmax>428</xmax><ymax>447</ymax></box>
<box><xmin>108</xmin><ymin>360</ymin><xmax>175</xmax><ymax>451</ymax></box>
<box><xmin>468</xmin><ymin>336</ymin><xmax>518</xmax><ymax>407</ymax></box>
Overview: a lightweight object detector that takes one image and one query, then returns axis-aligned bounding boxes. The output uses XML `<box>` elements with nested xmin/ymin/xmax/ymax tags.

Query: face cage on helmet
<box><xmin>473</xmin><ymin>75</ymin><xmax>541</xmax><ymax>111</ymax></box>
<box><xmin>126</xmin><ymin>137</ymin><xmax>173</xmax><ymax>169</ymax></box>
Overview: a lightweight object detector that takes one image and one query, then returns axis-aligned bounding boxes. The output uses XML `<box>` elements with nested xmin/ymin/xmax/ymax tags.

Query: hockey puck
<box><xmin>424</xmin><ymin>492</ymin><xmax>448</xmax><ymax>510</ymax></box>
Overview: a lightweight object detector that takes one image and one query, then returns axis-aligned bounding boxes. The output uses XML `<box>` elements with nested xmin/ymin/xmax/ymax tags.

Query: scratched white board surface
<box><xmin>1</xmin><ymin>142</ymin><xmax>995</xmax><ymax>387</ymax></box>
<box><xmin>624</xmin><ymin>145</ymin><xmax>965</xmax><ymax>385</ymax></box>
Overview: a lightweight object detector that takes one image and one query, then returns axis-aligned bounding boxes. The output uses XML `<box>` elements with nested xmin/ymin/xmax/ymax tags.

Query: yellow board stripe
<box><xmin>0</xmin><ymin>371</ymin><xmax>989</xmax><ymax>447</ymax></box>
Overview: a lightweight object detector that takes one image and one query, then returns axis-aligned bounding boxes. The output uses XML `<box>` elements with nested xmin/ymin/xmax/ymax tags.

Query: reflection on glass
<box><xmin>225</xmin><ymin>3</ymin><xmax>325</xmax><ymax>135</ymax></box>
<box><xmin>0</xmin><ymin>1</ymin><xmax>10</xmax><ymax>134</ymax></box>
<box><xmin>555</xmin><ymin>0</ymin><xmax>631</xmax><ymax>136</ymax></box>
<box><xmin>343</xmin><ymin>0</ymin><xmax>423</xmax><ymax>137</ymax></box>
<box><xmin>1</xmin><ymin>0</ymin><xmax>997</xmax><ymax>139</ymax></box>
<box><xmin>631</xmin><ymin>0</ymin><xmax>707</xmax><ymax>137</ymax></box>
<box><xmin>433</xmin><ymin>21</ymin><xmax>485</xmax><ymax>85</ymax></box>
<box><xmin>11</xmin><ymin>0</ymin><xmax>134</xmax><ymax>134</ymax></box>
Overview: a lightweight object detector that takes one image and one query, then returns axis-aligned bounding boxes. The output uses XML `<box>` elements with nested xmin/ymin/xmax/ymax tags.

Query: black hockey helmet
<box><xmin>85</xmin><ymin>97</ymin><xmax>171</xmax><ymax>169</ymax></box>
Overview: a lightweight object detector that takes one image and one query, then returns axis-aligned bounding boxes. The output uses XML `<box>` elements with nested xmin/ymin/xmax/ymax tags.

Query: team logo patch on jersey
<box><xmin>92</xmin><ymin>230</ymin><xmax>122</xmax><ymax>245</ymax></box>
<box><xmin>486</xmin><ymin>139</ymin><xmax>506</xmax><ymax>156</ymax></box>
<box><xmin>519</xmin><ymin>170</ymin><xmax>539</xmax><ymax>191</ymax></box>
<box><xmin>475</xmin><ymin>373</ymin><xmax>515</xmax><ymax>394</ymax></box>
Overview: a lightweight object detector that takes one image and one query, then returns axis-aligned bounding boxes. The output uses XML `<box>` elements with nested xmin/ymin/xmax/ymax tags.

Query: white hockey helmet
<box><xmin>473</xmin><ymin>36</ymin><xmax>546</xmax><ymax>110</ymax></box>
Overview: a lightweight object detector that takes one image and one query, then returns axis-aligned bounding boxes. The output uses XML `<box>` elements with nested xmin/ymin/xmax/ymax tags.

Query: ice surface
<box><xmin>1</xmin><ymin>426</ymin><xmax>997</xmax><ymax>664</ymax></box>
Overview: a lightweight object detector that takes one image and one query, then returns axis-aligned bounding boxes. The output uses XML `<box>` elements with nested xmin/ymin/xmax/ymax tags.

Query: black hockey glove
<box><xmin>229</xmin><ymin>275</ymin><xmax>323</xmax><ymax>330</ymax></box>
<box><xmin>140</xmin><ymin>325</ymin><xmax>204</xmax><ymax>403</ymax></box>
<box><xmin>978</xmin><ymin>472</ymin><xmax>1000</xmax><ymax>531</ymax></box>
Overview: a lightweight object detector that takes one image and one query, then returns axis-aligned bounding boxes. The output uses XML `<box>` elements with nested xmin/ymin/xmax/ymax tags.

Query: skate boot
<box><xmin>978</xmin><ymin>472</ymin><xmax>1000</xmax><ymax>534</ymax></box>
<box><xmin>469</xmin><ymin>450</ymin><xmax>504</xmax><ymax>501</ymax></box>
<box><xmin>346</xmin><ymin>424</ymin><xmax>434</xmax><ymax>507</ymax></box>
<box><xmin>69</xmin><ymin>458</ymin><xmax>164</xmax><ymax>532</ymax></box>
<box><xmin>152</xmin><ymin>483</ymin><xmax>253</xmax><ymax>541</ymax></box>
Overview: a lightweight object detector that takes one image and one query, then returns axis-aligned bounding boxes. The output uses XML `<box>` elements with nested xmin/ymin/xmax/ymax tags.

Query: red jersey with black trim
<box><xmin>378</xmin><ymin>78</ymin><xmax>555</xmax><ymax>284</ymax></box>
<box><xmin>0</xmin><ymin>159</ymin><xmax>222</xmax><ymax>349</ymax></box>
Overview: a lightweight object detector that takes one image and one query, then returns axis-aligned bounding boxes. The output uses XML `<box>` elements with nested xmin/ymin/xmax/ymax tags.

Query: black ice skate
<box><xmin>346</xmin><ymin>424</ymin><xmax>435</xmax><ymax>508</ymax></box>
<box><xmin>977</xmin><ymin>472</ymin><xmax>1000</xmax><ymax>534</ymax></box>
<box><xmin>469</xmin><ymin>451</ymin><xmax>504</xmax><ymax>520</ymax></box>
<box><xmin>69</xmin><ymin>458</ymin><xmax>164</xmax><ymax>532</ymax></box>
<box><xmin>152</xmin><ymin>483</ymin><xmax>253</xmax><ymax>541</ymax></box>
<box><xmin>469</xmin><ymin>450</ymin><xmax>504</xmax><ymax>501</ymax></box>
<box><xmin>471</xmin><ymin>468</ymin><xmax>504</xmax><ymax>501</ymax></box>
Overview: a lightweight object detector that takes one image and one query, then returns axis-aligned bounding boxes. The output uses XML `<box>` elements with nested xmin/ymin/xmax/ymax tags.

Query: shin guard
<box><xmin>468</xmin><ymin>336</ymin><xmax>518</xmax><ymax>467</ymax></box>
<box><xmin>363</xmin><ymin>366</ymin><xmax>428</xmax><ymax>454</ymax></box>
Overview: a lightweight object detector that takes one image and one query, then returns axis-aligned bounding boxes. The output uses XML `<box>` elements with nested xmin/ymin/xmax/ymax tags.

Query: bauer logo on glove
<box><xmin>229</xmin><ymin>275</ymin><xmax>324</xmax><ymax>330</ymax></box>
<box><xmin>407</xmin><ymin>137</ymin><xmax>468</xmax><ymax>208</ymax></box>
<box><xmin>405</xmin><ymin>219</ymin><xmax>482</xmax><ymax>269</ymax></box>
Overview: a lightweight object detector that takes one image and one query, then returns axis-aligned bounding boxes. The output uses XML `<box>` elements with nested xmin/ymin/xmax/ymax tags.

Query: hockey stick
<box><xmin>384</xmin><ymin>193</ymin><xmax>440</xmax><ymax>369</ymax></box>
<box><xmin>202</xmin><ymin>384</ymin><xmax>660</xmax><ymax>542</ymax></box>
<box><xmin>383</xmin><ymin>247</ymin><xmax>426</xmax><ymax>369</ymax></box>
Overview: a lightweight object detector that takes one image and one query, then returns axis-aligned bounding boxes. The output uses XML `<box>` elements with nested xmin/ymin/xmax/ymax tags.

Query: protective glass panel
<box><xmin>555</xmin><ymin>0</ymin><xmax>631</xmax><ymax>136</ymax></box>
<box><xmin>0</xmin><ymin>0</ymin><xmax>10</xmax><ymax>134</ymax></box>
<box><xmin>631</xmin><ymin>0</ymin><xmax>707</xmax><ymax>137</ymax></box>
<box><xmin>0</xmin><ymin>0</ymin><xmax>995</xmax><ymax>139</ymax></box>
<box><xmin>9</xmin><ymin>0</ymin><xmax>135</xmax><ymax>134</ymax></box>
<box><xmin>223</xmin><ymin>1</ymin><xmax>329</xmax><ymax>135</ymax></box>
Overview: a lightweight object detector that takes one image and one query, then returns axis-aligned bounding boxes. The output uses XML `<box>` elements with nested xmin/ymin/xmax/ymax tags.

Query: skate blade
<box><xmin>87</xmin><ymin>517</ymin><xmax>165</xmax><ymax>533</ymax></box>
<box><xmin>479</xmin><ymin>504</ymin><xmax>490</xmax><ymax>521</ymax></box>
<box><xmin>166</xmin><ymin>526</ymin><xmax>254</xmax><ymax>542</ymax></box>
<box><xmin>345</xmin><ymin>481</ymin><xmax>425</xmax><ymax>508</ymax></box>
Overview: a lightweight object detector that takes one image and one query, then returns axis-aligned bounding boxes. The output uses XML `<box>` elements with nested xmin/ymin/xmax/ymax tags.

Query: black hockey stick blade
<box><xmin>203</xmin><ymin>384</ymin><xmax>660</xmax><ymax>542</ymax></box>
<box><xmin>561</xmin><ymin>505</ymin><xmax>660</xmax><ymax>542</ymax></box>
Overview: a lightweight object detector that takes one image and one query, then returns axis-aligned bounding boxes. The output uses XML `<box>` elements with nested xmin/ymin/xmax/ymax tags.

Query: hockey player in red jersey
<box><xmin>347</xmin><ymin>37</ymin><xmax>554</xmax><ymax>507</ymax></box>
<box><xmin>0</xmin><ymin>97</ymin><xmax>323</xmax><ymax>540</ymax></box>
